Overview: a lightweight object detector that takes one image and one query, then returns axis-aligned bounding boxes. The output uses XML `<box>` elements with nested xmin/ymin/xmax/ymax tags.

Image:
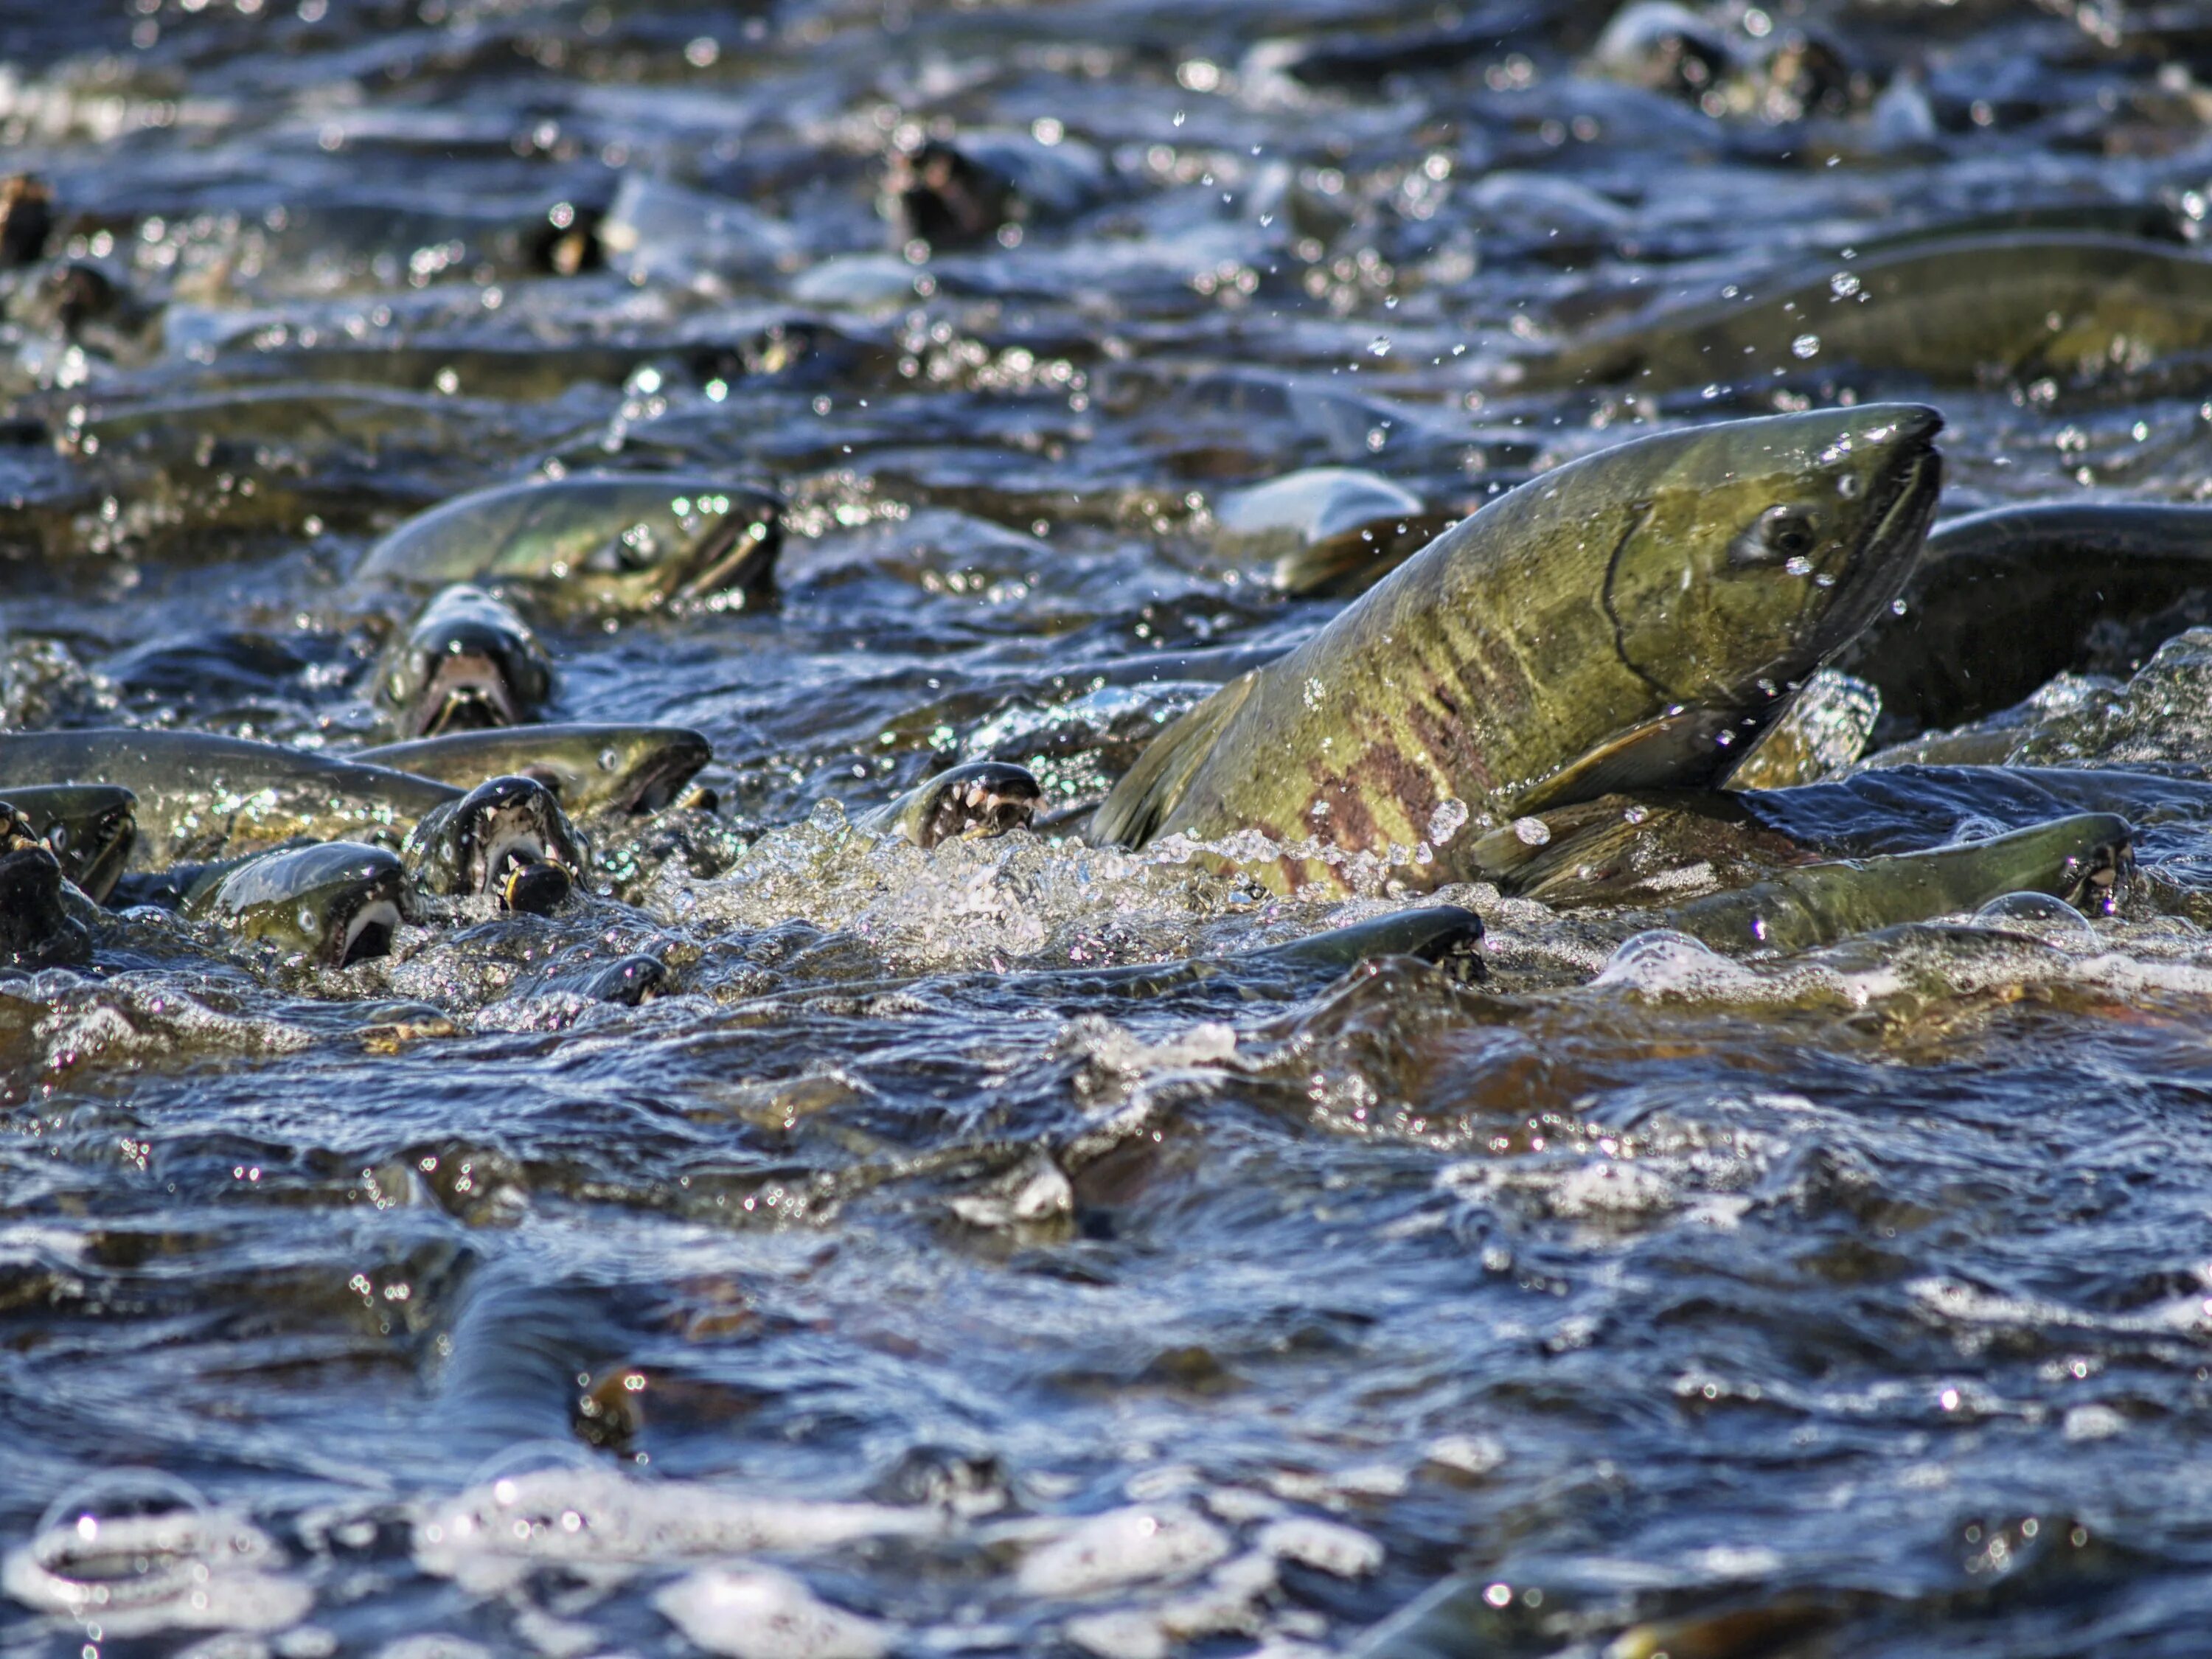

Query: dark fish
<box><xmin>1841</xmin><ymin>501</ymin><xmax>2212</xmax><ymax>739</ymax></box>
<box><xmin>858</xmin><ymin>762</ymin><xmax>1043</xmax><ymax>848</ymax></box>
<box><xmin>0</xmin><ymin>803</ymin><xmax>91</xmax><ymax>970</ymax></box>
<box><xmin>403</xmin><ymin>775</ymin><xmax>588</xmax><ymax>914</ymax></box>
<box><xmin>0</xmin><ymin>784</ymin><xmax>136</xmax><ymax>903</ymax></box>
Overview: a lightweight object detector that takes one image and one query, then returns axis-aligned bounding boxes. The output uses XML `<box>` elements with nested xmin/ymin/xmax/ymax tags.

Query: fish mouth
<box><xmin>918</xmin><ymin>768</ymin><xmax>1045</xmax><ymax>848</ymax></box>
<box><xmin>333</xmin><ymin>896</ymin><xmax>401</xmax><ymax>967</ymax></box>
<box><xmin>668</xmin><ymin>510</ymin><xmax>779</xmax><ymax>606</ymax></box>
<box><xmin>468</xmin><ymin>824</ymin><xmax>550</xmax><ymax>897</ymax></box>
<box><xmin>414</xmin><ymin>654</ymin><xmax>523</xmax><ymax>737</ymax></box>
<box><xmin>619</xmin><ymin>732</ymin><xmax>713</xmax><ymax>814</ymax></box>
<box><xmin>1801</xmin><ymin>420</ymin><xmax>1945</xmax><ymax>666</ymax></box>
<box><xmin>2059</xmin><ymin>833</ymin><xmax>2133</xmax><ymax>917</ymax></box>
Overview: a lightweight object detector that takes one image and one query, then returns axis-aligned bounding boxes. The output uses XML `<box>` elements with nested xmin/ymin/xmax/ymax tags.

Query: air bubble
<box><xmin>1971</xmin><ymin>891</ymin><xmax>2098</xmax><ymax>950</ymax></box>
<box><xmin>1</xmin><ymin>1468</ymin><xmax>305</xmax><ymax>1637</ymax></box>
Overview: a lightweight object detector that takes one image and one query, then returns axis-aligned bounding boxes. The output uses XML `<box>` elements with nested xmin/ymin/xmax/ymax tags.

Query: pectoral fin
<box><xmin>1515</xmin><ymin>705</ymin><xmax>1737</xmax><ymax>813</ymax></box>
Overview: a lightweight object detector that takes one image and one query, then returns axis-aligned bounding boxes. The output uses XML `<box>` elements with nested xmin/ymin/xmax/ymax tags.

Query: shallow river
<box><xmin>10</xmin><ymin>1</ymin><xmax>2212</xmax><ymax>1655</ymax></box>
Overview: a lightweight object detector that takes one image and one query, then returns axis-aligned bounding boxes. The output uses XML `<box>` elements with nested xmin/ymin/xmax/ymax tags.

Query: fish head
<box><xmin>406</xmin><ymin>774</ymin><xmax>588</xmax><ymax>903</ymax></box>
<box><xmin>563</xmin><ymin>726</ymin><xmax>713</xmax><ymax>815</ymax></box>
<box><xmin>5</xmin><ymin>785</ymin><xmax>139</xmax><ymax>903</ymax></box>
<box><xmin>900</xmin><ymin>761</ymin><xmax>1043</xmax><ymax>848</ymax></box>
<box><xmin>386</xmin><ymin>584</ymin><xmax>554</xmax><ymax>737</ymax></box>
<box><xmin>218</xmin><ymin>842</ymin><xmax>407</xmax><ymax>968</ymax></box>
<box><xmin>1604</xmin><ymin>404</ymin><xmax>1942</xmax><ymax>730</ymax></box>
<box><xmin>574</xmin><ymin>481</ymin><xmax>782</xmax><ymax>610</ymax></box>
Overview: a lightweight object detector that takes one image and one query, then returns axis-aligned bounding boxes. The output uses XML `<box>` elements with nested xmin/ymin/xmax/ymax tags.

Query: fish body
<box><xmin>1843</xmin><ymin>501</ymin><xmax>2212</xmax><ymax>738</ymax></box>
<box><xmin>1093</xmin><ymin>405</ymin><xmax>1944</xmax><ymax>893</ymax></box>
<box><xmin>0</xmin><ymin>730</ymin><xmax>459</xmax><ymax>868</ymax></box>
<box><xmin>1663</xmin><ymin>813</ymin><xmax>2131</xmax><ymax>954</ymax></box>
<box><xmin>1210</xmin><ymin>467</ymin><xmax>1444</xmax><ymax>598</ymax></box>
<box><xmin>1528</xmin><ymin>234</ymin><xmax>2212</xmax><ymax>392</ymax></box>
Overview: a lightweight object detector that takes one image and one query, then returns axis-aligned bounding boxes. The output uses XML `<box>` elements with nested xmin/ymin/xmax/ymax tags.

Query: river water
<box><xmin>9</xmin><ymin>1</ymin><xmax>2212</xmax><ymax>1655</ymax></box>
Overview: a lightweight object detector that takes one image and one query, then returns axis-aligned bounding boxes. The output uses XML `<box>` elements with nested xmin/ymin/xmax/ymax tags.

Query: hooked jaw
<box><xmin>668</xmin><ymin>511</ymin><xmax>779</xmax><ymax>607</ymax></box>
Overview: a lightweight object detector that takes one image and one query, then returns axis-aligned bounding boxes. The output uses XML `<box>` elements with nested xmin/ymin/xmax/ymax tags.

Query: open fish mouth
<box><xmin>333</xmin><ymin>896</ymin><xmax>401</xmax><ymax>967</ymax></box>
<box><xmin>468</xmin><ymin>826</ymin><xmax>550</xmax><ymax>896</ymax></box>
<box><xmin>414</xmin><ymin>654</ymin><xmax>522</xmax><ymax>737</ymax></box>
<box><xmin>667</xmin><ymin>510</ymin><xmax>778</xmax><ymax>605</ymax></box>
<box><xmin>919</xmin><ymin>774</ymin><xmax>1045</xmax><ymax>848</ymax></box>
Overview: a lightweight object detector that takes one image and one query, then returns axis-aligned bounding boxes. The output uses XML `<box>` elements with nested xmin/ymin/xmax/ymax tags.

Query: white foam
<box><xmin>411</xmin><ymin>1467</ymin><xmax>941</xmax><ymax>1595</ymax></box>
<box><xmin>1016</xmin><ymin>1506</ymin><xmax>1232</xmax><ymax>1598</ymax></box>
<box><xmin>1255</xmin><ymin>1517</ymin><xmax>1383</xmax><ymax>1577</ymax></box>
<box><xmin>654</xmin><ymin>1566</ymin><xmax>889</xmax><ymax>1659</ymax></box>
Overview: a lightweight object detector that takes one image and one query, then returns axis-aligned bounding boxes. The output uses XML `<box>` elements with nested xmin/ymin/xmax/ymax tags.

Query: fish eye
<box><xmin>587</xmin><ymin>523</ymin><xmax>663</xmax><ymax>574</ymax></box>
<box><xmin>1729</xmin><ymin>504</ymin><xmax>1821</xmax><ymax>568</ymax></box>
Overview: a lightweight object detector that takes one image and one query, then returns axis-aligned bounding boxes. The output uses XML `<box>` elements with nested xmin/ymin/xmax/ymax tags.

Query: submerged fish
<box><xmin>886</xmin><ymin>129</ymin><xmax>1110</xmax><ymax>248</ymax></box>
<box><xmin>1071</xmin><ymin>905</ymin><xmax>1486</xmax><ymax>998</ymax></box>
<box><xmin>1481</xmin><ymin>762</ymin><xmax>2206</xmax><ymax>911</ymax></box>
<box><xmin>353</xmin><ymin>725</ymin><xmax>712</xmax><ymax>817</ymax></box>
<box><xmin>1842</xmin><ymin>501</ymin><xmax>2212</xmax><ymax>739</ymax></box>
<box><xmin>1661</xmin><ymin>813</ymin><xmax>2132</xmax><ymax>954</ymax></box>
<box><xmin>0</xmin><ymin>784</ymin><xmax>136</xmax><ymax>903</ymax></box>
<box><xmin>403</xmin><ymin>775</ymin><xmax>588</xmax><ymax>914</ymax></box>
<box><xmin>352</xmin><ymin>476</ymin><xmax>782</xmax><ymax>614</ymax></box>
<box><xmin>1522</xmin><ymin>234</ymin><xmax>2212</xmax><ymax>394</ymax></box>
<box><xmin>858</xmin><ymin>762</ymin><xmax>1043</xmax><ymax>848</ymax></box>
<box><xmin>0</xmin><ymin>730</ymin><xmax>459</xmax><ymax>868</ymax></box>
<box><xmin>1210</xmin><ymin>467</ymin><xmax>1447</xmax><ymax>599</ymax></box>
<box><xmin>1092</xmin><ymin>405</ymin><xmax>1944</xmax><ymax>893</ymax></box>
<box><xmin>184</xmin><ymin>841</ymin><xmax>407</xmax><ymax>967</ymax></box>
<box><xmin>378</xmin><ymin>584</ymin><xmax>555</xmax><ymax>738</ymax></box>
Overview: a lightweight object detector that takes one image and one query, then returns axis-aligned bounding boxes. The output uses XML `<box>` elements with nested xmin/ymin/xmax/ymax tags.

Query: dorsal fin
<box><xmin>1089</xmin><ymin>672</ymin><xmax>1259</xmax><ymax>849</ymax></box>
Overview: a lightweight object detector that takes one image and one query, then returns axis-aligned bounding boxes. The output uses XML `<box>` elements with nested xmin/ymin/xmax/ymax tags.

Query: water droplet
<box><xmin>1791</xmin><ymin>333</ymin><xmax>1820</xmax><ymax>359</ymax></box>
<box><xmin>1511</xmin><ymin>815</ymin><xmax>1551</xmax><ymax>847</ymax></box>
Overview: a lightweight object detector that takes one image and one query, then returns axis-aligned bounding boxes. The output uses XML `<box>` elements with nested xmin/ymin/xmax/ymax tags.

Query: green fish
<box><xmin>184</xmin><ymin>841</ymin><xmax>408</xmax><ymax>967</ymax></box>
<box><xmin>0</xmin><ymin>729</ymin><xmax>459</xmax><ymax>868</ymax></box>
<box><xmin>352</xmin><ymin>475</ymin><xmax>782</xmax><ymax>614</ymax></box>
<box><xmin>1092</xmin><ymin>405</ymin><xmax>1943</xmax><ymax>894</ymax></box>
<box><xmin>352</xmin><ymin>724</ymin><xmax>712</xmax><ymax>817</ymax></box>
<box><xmin>1522</xmin><ymin>234</ymin><xmax>2212</xmax><ymax>394</ymax></box>
<box><xmin>1660</xmin><ymin>813</ymin><xmax>2131</xmax><ymax>955</ymax></box>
